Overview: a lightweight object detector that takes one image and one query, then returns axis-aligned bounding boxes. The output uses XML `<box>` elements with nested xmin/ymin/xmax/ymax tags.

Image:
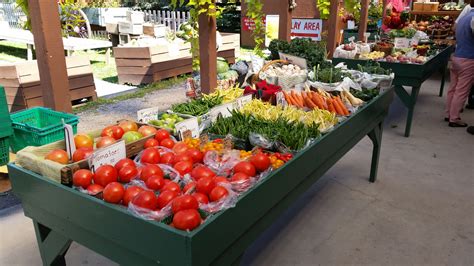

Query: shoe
<box><xmin>449</xmin><ymin>121</ymin><xmax>468</xmax><ymax>127</ymax></box>
<box><xmin>466</xmin><ymin>104</ymin><xmax>474</xmax><ymax>110</ymax></box>
<box><xmin>444</xmin><ymin>117</ymin><xmax>449</xmax><ymax>122</ymax></box>
<box><xmin>467</xmin><ymin>126</ymin><xmax>474</xmax><ymax>135</ymax></box>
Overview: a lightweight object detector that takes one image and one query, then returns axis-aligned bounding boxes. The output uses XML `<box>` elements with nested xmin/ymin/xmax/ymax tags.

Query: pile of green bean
<box><xmin>171</xmin><ymin>95</ymin><xmax>223</xmax><ymax>116</ymax></box>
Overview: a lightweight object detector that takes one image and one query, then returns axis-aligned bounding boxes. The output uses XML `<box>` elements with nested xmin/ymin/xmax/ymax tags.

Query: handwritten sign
<box><xmin>394</xmin><ymin>38</ymin><xmax>410</xmax><ymax>49</ymax></box>
<box><xmin>278</xmin><ymin>52</ymin><xmax>308</xmax><ymax>69</ymax></box>
<box><xmin>237</xmin><ymin>94</ymin><xmax>253</xmax><ymax>109</ymax></box>
<box><xmin>89</xmin><ymin>140</ymin><xmax>126</xmax><ymax>173</ymax></box>
<box><xmin>137</xmin><ymin>107</ymin><xmax>160</xmax><ymax>123</ymax></box>
<box><xmin>63</xmin><ymin>122</ymin><xmax>75</xmax><ymax>160</ymax></box>
<box><xmin>175</xmin><ymin>117</ymin><xmax>200</xmax><ymax>140</ymax></box>
<box><xmin>291</xmin><ymin>18</ymin><xmax>322</xmax><ymax>41</ymax></box>
<box><xmin>242</xmin><ymin>16</ymin><xmax>266</xmax><ymax>31</ymax></box>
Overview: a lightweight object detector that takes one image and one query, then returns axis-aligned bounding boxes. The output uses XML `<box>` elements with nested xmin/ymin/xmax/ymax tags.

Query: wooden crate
<box><xmin>0</xmin><ymin>56</ymin><xmax>97</xmax><ymax>112</ymax></box>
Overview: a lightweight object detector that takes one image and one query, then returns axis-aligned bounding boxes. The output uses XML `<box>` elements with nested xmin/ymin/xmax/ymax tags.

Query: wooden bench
<box><xmin>114</xmin><ymin>33</ymin><xmax>240</xmax><ymax>85</ymax></box>
<box><xmin>0</xmin><ymin>56</ymin><xmax>97</xmax><ymax>112</ymax></box>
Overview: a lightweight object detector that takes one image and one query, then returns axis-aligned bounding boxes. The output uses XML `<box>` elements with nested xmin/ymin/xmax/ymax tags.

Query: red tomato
<box><xmin>191</xmin><ymin>166</ymin><xmax>216</xmax><ymax>181</ymax></box>
<box><xmin>103</xmin><ymin>182</ymin><xmax>125</xmax><ymax>204</ymax></box>
<box><xmin>192</xmin><ymin>192</ymin><xmax>209</xmax><ymax>204</ymax></box>
<box><xmin>162</xmin><ymin>181</ymin><xmax>181</xmax><ymax>193</ymax></box>
<box><xmin>231</xmin><ymin>172</ymin><xmax>250</xmax><ymax>183</ymax></box>
<box><xmin>146</xmin><ymin>175</ymin><xmax>165</xmax><ymax>191</ymax></box>
<box><xmin>234</xmin><ymin>161</ymin><xmax>256</xmax><ymax>177</ymax></box>
<box><xmin>93</xmin><ymin>165</ymin><xmax>118</xmax><ymax>187</ymax></box>
<box><xmin>115</xmin><ymin>158</ymin><xmax>136</xmax><ymax>171</ymax></box>
<box><xmin>183</xmin><ymin>182</ymin><xmax>196</xmax><ymax>194</ymax></box>
<box><xmin>132</xmin><ymin>191</ymin><xmax>158</xmax><ymax>210</ymax></box>
<box><xmin>44</xmin><ymin>149</ymin><xmax>69</xmax><ymax>165</ymax></box>
<box><xmin>144</xmin><ymin>138</ymin><xmax>160</xmax><ymax>148</ymax></box>
<box><xmin>173</xmin><ymin>209</ymin><xmax>201</xmax><ymax>231</ymax></box>
<box><xmin>209</xmin><ymin>186</ymin><xmax>229</xmax><ymax>202</ymax></box>
<box><xmin>171</xmin><ymin>195</ymin><xmax>199</xmax><ymax>214</ymax></box>
<box><xmin>160</xmin><ymin>152</ymin><xmax>175</xmax><ymax>165</ymax></box>
<box><xmin>87</xmin><ymin>184</ymin><xmax>104</xmax><ymax>198</ymax></box>
<box><xmin>174</xmin><ymin>161</ymin><xmax>193</xmax><ymax>176</ymax></box>
<box><xmin>118</xmin><ymin>166</ymin><xmax>138</xmax><ymax>183</ymax></box>
<box><xmin>172</xmin><ymin>142</ymin><xmax>189</xmax><ymax>155</ymax></box>
<box><xmin>163</xmin><ymin>179</ymin><xmax>172</xmax><ymax>185</ymax></box>
<box><xmin>101</xmin><ymin>125</ymin><xmax>124</xmax><ymax>140</ymax></box>
<box><xmin>96</xmin><ymin>136</ymin><xmax>116</xmax><ymax>149</ymax></box>
<box><xmin>122</xmin><ymin>186</ymin><xmax>144</xmax><ymax>206</ymax></box>
<box><xmin>74</xmin><ymin>134</ymin><xmax>93</xmax><ymax>149</ymax></box>
<box><xmin>160</xmin><ymin>138</ymin><xmax>175</xmax><ymax>149</ymax></box>
<box><xmin>118</xmin><ymin>120</ymin><xmax>138</xmax><ymax>132</ymax></box>
<box><xmin>140</xmin><ymin>164</ymin><xmax>164</xmax><ymax>182</ymax></box>
<box><xmin>138</xmin><ymin>125</ymin><xmax>157</xmax><ymax>137</ymax></box>
<box><xmin>186</xmin><ymin>148</ymin><xmax>203</xmax><ymax>163</ymax></box>
<box><xmin>140</xmin><ymin>147</ymin><xmax>161</xmax><ymax>164</ymax></box>
<box><xmin>213</xmin><ymin>176</ymin><xmax>230</xmax><ymax>185</ymax></box>
<box><xmin>173</xmin><ymin>154</ymin><xmax>193</xmax><ymax>165</ymax></box>
<box><xmin>196</xmin><ymin>176</ymin><xmax>216</xmax><ymax>195</ymax></box>
<box><xmin>155</xmin><ymin>129</ymin><xmax>171</xmax><ymax>142</ymax></box>
<box><xmin>72</xmin><ymin>169</ymin><xmax>94</xmax><ymax>188</ymax></box>
<box><xmin>72</xmin><ymin>147</ymin><xmax>93</xmax><ymax>162</ymax></box>
<box><xmin>250</xmin><ymin>153</ymin><xmax>271</xmax><ymax>172</ymax></box>
<box><xmin>157</xmin><ymin>190</ymin><xmax>179</xmax><ymax>209</ymax></box>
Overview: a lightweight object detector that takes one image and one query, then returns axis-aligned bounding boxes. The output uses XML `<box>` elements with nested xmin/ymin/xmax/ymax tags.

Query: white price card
<box><xmin>236</xmin><ymin>94</ymin><xmax>253</xmax><ymax>109</ymax></box>
<box><xmin>63</xmin><ymin>122</ymin><xmax>75</xmax><ymax>160</ymax></box>
<box><xmin>394</xmin><ymin>38</ymin><xmax>410</xmax><ymax>49</ymax></box>
<box><xmin>137</xmin><ymin>107</ymin><xmax>160</xmax><ymax>123</ymax></box>
<box><xmin>209</xmin><ymin>103</ymin><xmax>234</xmax><ymax>122</ymax></box>
<box><xmin>89</xmin><ymin>140</ymin><xmax>126</xmax><ymax>173</ymax></box>
<box><xmin>276</xmin><ymin>91</ymin><xmax>285</xmax><ymax>106</ymax></box>
<box><xmin>175</xmin><ymin>117</ymin><xmax>200</xmax><ymax>140</ymax></box>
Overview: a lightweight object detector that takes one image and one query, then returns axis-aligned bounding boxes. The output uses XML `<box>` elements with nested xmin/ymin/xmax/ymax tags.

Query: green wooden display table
<box><xmin>333</xmin><ymin>45</ymin><xmax>454</xmax><ymax>137</ymax></box>
<box><xmin>8</xmin><ymin>88</ymin><xmax>394</xmax><ymax>266</ymax></box>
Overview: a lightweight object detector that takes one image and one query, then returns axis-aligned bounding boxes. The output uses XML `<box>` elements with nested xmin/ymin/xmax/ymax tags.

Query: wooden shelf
<box><xmin>410</xmin><ymin>10</ymin><xmax>462</xmax><ymax>17</ymax></box>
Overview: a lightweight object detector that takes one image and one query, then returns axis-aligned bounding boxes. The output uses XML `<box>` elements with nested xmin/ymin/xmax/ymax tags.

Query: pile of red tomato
<box><xmin>72</xmin><ymin>129</ymin><xmax>275</xmax><ymax>231</ymax></box>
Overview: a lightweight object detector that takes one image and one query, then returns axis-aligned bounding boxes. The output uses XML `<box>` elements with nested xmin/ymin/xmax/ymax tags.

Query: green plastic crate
<box><xmin>0</xmin><ymin>87</ymin><xmax>13</xmax><ymax>138</ymax></box>
<box><xmin>0</xmin><ymin>137</ymin><xmax>9</xmax><ymax>166</ymax></box>
<box><xmin>10</xmin><ymin>107</ymin><xmax>78</xmax><ymax>153</ymax></box>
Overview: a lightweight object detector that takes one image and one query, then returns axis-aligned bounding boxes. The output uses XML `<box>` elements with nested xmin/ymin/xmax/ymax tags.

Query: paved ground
<box><xmin>1</xmin><ymin>75</ymin><xmax>473</xmax><ymax>265</ymax></box>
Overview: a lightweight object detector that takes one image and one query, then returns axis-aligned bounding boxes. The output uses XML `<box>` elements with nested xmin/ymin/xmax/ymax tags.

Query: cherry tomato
<box><xmin>72</xmin><ymin>147</ymin><xmax>93</xmax><ymax>162</ymax></box>
<box><xmin>231</xmin><ymin>172</ymin><xmax>250</xmax><ymax>183</ymax></box>
<box><xmin>191</xmin><ymin>166</ymin><xmax>216</xmax><ymax>181</ymax></box>
<box><xmin>173</xmin><ymin>154</ymin><xmax>193</xmax><ymax>165</ymax></box>
<box><xmin>144</xmin><ymin>138</ymin><xmax>160</xmax><ymax>149</ymax></box>
<box><xmin>233</xmin><ymin>161</ymin><xmax>256</xmax><ymax>177</ymax></box>
<box><xmin>44</xmin><ymin>149</ymin><xmax>69</xmax><ymax>165</ymax></box>
<box><xmin>93</xmin><ymin>165</ymin><xmax>118</xmax><ymax>187</ymax></box>
<box><xmin>192</xmin><ymin>192</ymin><xmax>209</xmax><ymax>204</ymax></box>
<box><xmin>196</xmin><ymin>176</ymin><xmax>216</xmax><ymax>195</ymax></box>
<box><xmin>174</xmin><ymin>161</ymin><xmax>193</xmax><ymax>176</ymax></box>
<box><xmin>171</xmin><ymin>195</ymin><xmax>199</xmax><ymax>214</ymax></box>
<box><xmin>140</xmin><ymin>147</ymin><xmax>161</xmax><ymax>164</ymax></box>
<box><xmin>132</xmin><ymin>191</ymin><xmax>158</xmax><ymax>210</ymax></box>
<box><xmin>183</xmin><ymin>182</ymin><xmax>196</xmax><ymax>194</ymax></box>
<box><xmin>172</xmin><ymin>142</ymin><xmax>189</xmax><ymax>155</ymax></box>
<box><xmin>160</xmin><ymin>138</ymin><xmax>175</xmax><ymax>149</ymax></box>
<box><xmin>155</xmin><ymin>129</ymin><xmax>171</xmax><ymax>142</ymax></box>
<box><xmin>186</xmin><ymin>148</ymin><xmax>204</xmax><ymax>163</ymax></box>
<box><xmin>173</xmin><ymin>209</ymin><xmax>201</xmax><ymax>231</ymax></box>
<box><xmin>213</xmin><ymin>176</ymin><xmax>230</xmax><ymax>185</ymax></box>
<box><xmin>162</xmin><ymin>181</ymin><xmax>181</xmax><ymax>193</ymax></box>
<box><xmin>87</xmin><ymin>184</ymin><xmax>104</xmax><ymax>198</ymax></box>
<box><xmin>118</xmin><ymin>166</ymin><xmax>138</xmax><ymax>183</ymax></box>
<box><xmin>73</xmin><ymin>169</ymin><xmax>94</xmax><ymax>189</ymax></box>
<box><xmin>140</xmin><ymin>164</ymin><xmax>164</xmax><ymax>182</ymax></box>
<box><xmin>209</xmin><ymin>186</ymin><xmax>229</xmax><ymax>202</ymax></box>
<box><xmin>122</xmin><ymin>186</ymin><xmax>144</xmax><ymax>206</ymax></box>
<box><xmin>157</xmin><ymin>190</ymin><xmax>179</xmax><ymax>209</ymax></box>
<box><xmin>250</xmin><ymin>153</ymin><xmax>271</xmax><ymax>172</ymax></box>
<box><xmin>160</xmin><ymin>152</ymin><xmax>175</xmax><ymax>165</ymax></box>
<box><xmin>103</xmin><ymin>182</ymin><xmax>125</xmax><ymax>204</ymax></box>
<box><xmin>146</xmin><ymin>175</ymin><xmax>165</xmax><ymax>191</ymax></box>
<box><xmin>115</xmin><ymin>158</ymin><xmax>136</xmax><ymax>171</ymax></box>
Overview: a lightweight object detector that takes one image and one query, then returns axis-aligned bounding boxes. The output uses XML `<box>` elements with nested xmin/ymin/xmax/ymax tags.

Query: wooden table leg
<box><xmin>27</xmin><ymin>44</ymin><xmax>33</xmax><ymax>61</ymax></box>
<box><xmin>33</xmin><ymin>221</ymin><xmax>72</xmax><ymax>266</ymax></box>
<box><xmin>439</xmin><ymin>64</ymin><xmax>447</xmax><ymax>97</ymax></box>
<box><xmin>367</xmin><ymin>121</ymin><xmax>383</xmax><ymax>183</ymax></box>
<box><xmin>394</xmin><ymin>85</ymin><xmax>420</xmax><ymax>137</ymax></box>
<box><xmin>105</xmin><ymin>48</ymin><xmax>111</xmax><ymax>65</ymax></box>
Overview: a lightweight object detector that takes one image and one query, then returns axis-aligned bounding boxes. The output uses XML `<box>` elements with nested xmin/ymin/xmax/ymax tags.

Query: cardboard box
<box><xmin>126</xmin><ymin>10</ymin><xmax>144</xmax><ymax>24</ymax></box>
<box><xmin>106</xmin><ymin>23</ymin><xmax>119</xmax><ymax>34</ymax></box>
<box><xmin>118</xmin><ymin>21</ymin><xmax>143</xmax><ymax>35</ymax></box>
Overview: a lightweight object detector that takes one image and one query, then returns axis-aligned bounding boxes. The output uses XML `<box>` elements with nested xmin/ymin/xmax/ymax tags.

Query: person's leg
<box><xmin>449</xmin><ymin>58</ymin><xmax>474</xmax><ymax>126</ymax></box>
<box><xmin>445</xmin><ymin>58</ymin><xmax>460</xmax><ymax>119</ymax></box>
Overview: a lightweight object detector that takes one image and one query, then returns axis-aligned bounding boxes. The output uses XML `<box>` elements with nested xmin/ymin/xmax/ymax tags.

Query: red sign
<box><xmin>242</xmin><ymin>17</ymin><xmax>266</xmax><ymax>31</ymax></box>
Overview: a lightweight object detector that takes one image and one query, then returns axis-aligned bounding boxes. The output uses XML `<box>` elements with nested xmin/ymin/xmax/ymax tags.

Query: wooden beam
<box><xmin>358</xmin><ymin>0</ymin><xmax>370</xmax><ymax>42</ymax></box>
<box><xmin>28</xmin><ymin>0</ymin><xmax>72</xmax><ymax>112</ymax></box>
<box><xmin>279</xmin><ymin>0</ymin><xmax>292</xmax><ymax>42</ymax></box>
<box><xmin>198</xmin><ymin>4</ymin><xmax>217</xmax><ymax>94</ymax></box>
<box><xmin>327</xmin><ymin>0</ymin><xmax>341</xmax><ymax>58</ymax></box>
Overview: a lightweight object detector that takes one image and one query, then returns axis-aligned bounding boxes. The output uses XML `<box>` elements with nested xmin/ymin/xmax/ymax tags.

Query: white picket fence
<box><xmin>143</xmin><ymin>10</ymin><xmax>191</xmax><ymax>32</ymax></box>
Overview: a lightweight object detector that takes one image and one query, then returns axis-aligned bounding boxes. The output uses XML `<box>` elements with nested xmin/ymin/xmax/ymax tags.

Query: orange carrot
<box><xmin>335</xmin><ymin>96</ymin><xmax>350</xmax><ymax>115</ymax></box>
<box><xmin>310</xmin><ymin>92</ymin><xmax>323</xmax><ymax>109</ymax></box>
<box><xmin>294</xmin><ymin>91</ymin><xmax>304</xmax><ymax>107</ymax></box>
<box><xmin>282</xmin><ymin>91</ymin><xmax>291</xmax><ymax>105</ymax></box>
<box><xmin>287</xmin><ymin>93</ymin><xmax>297</xmax><ymax>107</ymax></box>
<box><xmin>332</xmin><ymin>97</ymin><xmax>345</xmax><ymax>115</ymax></box>
<box><xmin>303</xmin><ymin>93</ymin><xmax>316</xmax><ymax>109</ymax></box>
<box><xmin>291</xmin><ymin>91</ymin><xmax>303</xmax><ymax>107</ymax></box>
<box><xmin>326</xmin><ymin>98</ymin><xmax>336</xmax><ymax>113</ymax></box>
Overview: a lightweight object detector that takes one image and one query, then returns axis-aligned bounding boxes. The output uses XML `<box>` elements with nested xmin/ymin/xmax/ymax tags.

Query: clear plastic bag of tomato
<box><xmin>128</xmin><ymin>199</ymin><xmax>172</xmax><ymax>221</ymax></box>
<box><xmin>199</xmin><ymin>183</ymin><xmax>238</xmax><ymax>214</ymax></box>
<box><xmin>203</xmin><ymin>150</ymin><xmax>241</xmax><ymax>177</ymax></box>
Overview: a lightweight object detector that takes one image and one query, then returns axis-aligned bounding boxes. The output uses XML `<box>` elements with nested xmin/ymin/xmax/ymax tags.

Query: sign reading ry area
<box><xmin>291</xmin><ymin>18</ymin><xmax>322</xmax><ymax>41</ymax></box>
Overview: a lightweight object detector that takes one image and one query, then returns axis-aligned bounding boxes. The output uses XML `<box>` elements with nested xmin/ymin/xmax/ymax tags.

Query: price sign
<box><xmin>276</xmin><ymin>91</ymin><xmax>285</xmax><ymax>106</ymax></box>
<box><xmin>89</xmin><ymin>140</ymin><xmax>126</xmax><ymax>173</ymax></box>
<box><xmin>137</xmin><ymin>107</ymin><xmax>160</xmax><ymax>123</ymax></box>
<box><xmin>394</xmin><ymin>38</ymin><xmax>410</xmax><ymax>49</ymax></box>
<box><xmin>63</xmin><ymin>121</ymin><xmax>76</xmax><ymax>160</ymax></box>
<box><xmin>175</xmin><ymin>117</ymin><xmax>200</xmax><ymax>140</ymax></box>
<box><xmin>223</xmin><ymin>137</ymin><xmax>233</xmax><ymax>150</ymax></box>
<box><xmin>237</xmin><ymin>94</ymin><xmax>253</xmax><ymax>109</ymax></box>
<box><xmin>209</xmin><ymin>103</ymin><xmax>234</xmax><ymax>122</ymax></box>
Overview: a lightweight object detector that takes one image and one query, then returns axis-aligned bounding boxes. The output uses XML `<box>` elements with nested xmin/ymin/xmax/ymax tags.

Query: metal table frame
<box><xmin>8</xmin><ymin>88</ymin><xmax>394</xmax><ymax>266</ymax></box>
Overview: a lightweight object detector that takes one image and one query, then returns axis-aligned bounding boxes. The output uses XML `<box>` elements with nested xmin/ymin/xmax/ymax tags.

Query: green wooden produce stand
<box><xmin>8</xmin><ymin>88</ymin><xmax>394</xmax><ymax>266</ymax></box>
<box><xmin>333</xmin><ymin>45</ymin><xmax>454</xmax><ymax>137</ymax></box>
<box><xmin>0</xmin><ymin>86</ymin><xmax>13</xmax><ymax>166</ymax></box>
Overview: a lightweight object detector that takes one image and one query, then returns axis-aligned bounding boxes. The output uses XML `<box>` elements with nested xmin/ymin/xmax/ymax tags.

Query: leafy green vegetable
<box><xmin>350</xmin><ymin>88</ymin><xmax>379</xmax><ymax>101</ymax></box>
<box><xmin>310</xmin><ymin>67</ymin><xmax>350</xmax><ymax>83</ymax></box>
<box><xmin>268</xmin><ymin>38</ymin><xmax>331</xmax><ymax>69</ymax></box>
<box><xmin>357</xmin><ymin>62</ymin><xmax>392</xmax><ymax>75</ymax></box>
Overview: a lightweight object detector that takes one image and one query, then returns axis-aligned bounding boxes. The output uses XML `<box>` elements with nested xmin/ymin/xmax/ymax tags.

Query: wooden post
<box><xmin>358</xmin><ymin>0</ymin><xmax>370</xmax><ymax>42</ymax></box>
<box><xmin>279</xmin><ymin>1</ymin><xmax>292</xmax><ymax>41</ymax></box>
<box><xmin>327</xmin><ymin>0</ymin><xmax>341</xmax><ymax>58</ymax></box>
<box><xmin>198</xmin><ymin>4</ymin><xmax>217</xmax><ymax>94</ymax></box>
<box><xmin>28</xmin><ymin>0</ymin><xmax>72</xmax><ymax>112</ymax></box>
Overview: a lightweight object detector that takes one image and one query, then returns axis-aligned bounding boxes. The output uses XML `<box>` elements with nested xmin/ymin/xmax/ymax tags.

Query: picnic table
<box><xmin>0</xmin><ymin>28</ymin><xmax>112</xmax><ymax>63</ymax></box>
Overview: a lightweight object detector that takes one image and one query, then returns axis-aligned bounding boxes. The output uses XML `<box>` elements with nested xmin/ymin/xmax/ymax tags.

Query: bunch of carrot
<box><xmin>282</xmin><ymin>90</ymin><xmax>350</xmax><ymax>116</ymax></box>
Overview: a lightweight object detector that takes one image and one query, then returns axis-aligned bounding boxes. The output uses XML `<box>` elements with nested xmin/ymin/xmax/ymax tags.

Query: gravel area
<box><xmin>76</xmin><ymin>83</ymin><xmax>187</xmax><ymax>132</ymax></box>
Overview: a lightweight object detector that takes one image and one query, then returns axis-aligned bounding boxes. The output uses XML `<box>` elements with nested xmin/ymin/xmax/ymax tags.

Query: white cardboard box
<box><xmin>118</xmin><ymin>21</ymin><xmax>143</xmax><ymax>35</ymax></box>
<box><xmin>126</xmin><ymin>10</ymin><xmax>144</xmax><ymax>24</ymax></box>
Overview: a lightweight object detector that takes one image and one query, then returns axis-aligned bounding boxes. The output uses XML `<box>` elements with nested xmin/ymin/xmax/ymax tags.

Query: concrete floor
<box><xmin>1</xmin><ymin>76</ymin><xmax>473</xmax><ymax>265</ymax></box>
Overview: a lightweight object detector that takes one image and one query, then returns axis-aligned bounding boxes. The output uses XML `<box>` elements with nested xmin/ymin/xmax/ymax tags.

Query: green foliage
<box><xmin>268</xmin><ymin>38</ymin><xmax>331</xmax><ymax>69</ymax></box>
<box><xmin>344</xmin><ymin>0</ymin><xmax>361</xmax><ymax>22</ymax></box>
<box><xmin>368</xmin><ymin>2</ymin><xmax>383</xmax><ymax>19</ymax></box>
<box><xmin>79</xmin><ymin>0</ymin><xmax>120</xmax><ymax>8</ymax></box>
<box><xmin>310</xmin><ymin>66</ymin><xmax>350</xmax><ymax>83</ymax></box>
<box><xmin>59</xmin><ymin>0</ymin><xmax>88</xmax><ymax>38</ymax></box>
<box><xmin>15</xmin><ymin>0</ymin><xmax>30</xmax><ymax>30</ymax></box>
<box><xmin>316</xmin><ymin>0</ymin><xmax>331</xmax><ymax>20</ymax></box>
<box><xmin>245</xmin><ymin>0</ymin><xmax>265</xmax><ymax>57</ymax></box>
